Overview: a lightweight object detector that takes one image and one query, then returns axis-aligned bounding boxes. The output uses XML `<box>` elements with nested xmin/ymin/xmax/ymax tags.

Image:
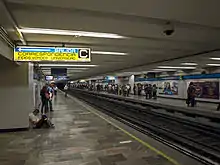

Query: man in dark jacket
<box><xmin>187</xmin><ymin>82</ymin><xmax>196</xmax><ymax>107</ymax></box>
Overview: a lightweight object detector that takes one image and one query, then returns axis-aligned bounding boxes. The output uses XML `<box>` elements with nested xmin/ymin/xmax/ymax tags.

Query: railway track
<box><xmin>69</xmin><ymin>89</ymin><xmax>220</xmax><ymax>165</ymax></box>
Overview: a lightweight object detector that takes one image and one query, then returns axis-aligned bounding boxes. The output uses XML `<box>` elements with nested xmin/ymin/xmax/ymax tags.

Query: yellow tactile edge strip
<box><xmin>65</xmin><ymin>91</ymin><xmax>181</xmax><ymax>165</ymax></box>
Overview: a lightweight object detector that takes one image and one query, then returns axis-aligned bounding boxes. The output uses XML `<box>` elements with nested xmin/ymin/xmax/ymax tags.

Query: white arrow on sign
<box><xmin>17</xmin><ymin>48</ymin><xmax>51</xmax><ymax>52</ymax></box>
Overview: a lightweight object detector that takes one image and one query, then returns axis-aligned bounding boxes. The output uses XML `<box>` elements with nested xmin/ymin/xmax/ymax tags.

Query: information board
<box><xmin>14</xmin><ymin>47</ymin><xmax>91</xmax><ymax>62</ymax></box>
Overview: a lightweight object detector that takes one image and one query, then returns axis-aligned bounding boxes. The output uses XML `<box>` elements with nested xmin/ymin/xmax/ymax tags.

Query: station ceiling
<box><xmin>1</xmin><ymin>0</ymin><xmax>220</xmax><ymax>79</ymax></box>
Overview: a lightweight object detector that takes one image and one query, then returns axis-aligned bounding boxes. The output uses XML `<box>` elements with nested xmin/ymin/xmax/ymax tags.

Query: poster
<box><xmin>158</xmin><ymin>81</ymin><xmax>178</xmax><ymax>95</ymax></box>
<box><xmin>191</xmin><ymin>81</ymin><xmax>219</xmax><ymax>99</ymax></box>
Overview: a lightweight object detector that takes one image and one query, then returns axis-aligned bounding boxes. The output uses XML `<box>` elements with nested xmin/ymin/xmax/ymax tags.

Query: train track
<box><xmin>69</xmin><ymin>89</ymin><xmax>220</xmax><ymax>165</ymax></box>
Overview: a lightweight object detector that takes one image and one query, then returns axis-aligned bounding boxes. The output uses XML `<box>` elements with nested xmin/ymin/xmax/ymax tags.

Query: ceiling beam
<box><xmin>1</xmin><ymin>0</ymin><xmax>26</xmax><ymax>45</ymax></box>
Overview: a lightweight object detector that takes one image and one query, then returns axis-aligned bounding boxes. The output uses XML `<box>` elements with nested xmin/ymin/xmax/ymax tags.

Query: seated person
<box><xmin>29</xmin><ymin>109</ymin><xmax>54</xmax><ymax>129</ymax></box>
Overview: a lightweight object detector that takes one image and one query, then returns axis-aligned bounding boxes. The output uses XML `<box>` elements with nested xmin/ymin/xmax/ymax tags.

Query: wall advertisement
<box><xmin>190</xmin><ymin>81</ymin><xmax>219</xmax><ymax>99</ymax></box>
<box><xmin>158</xmin><ymin>81</ymin><xmax>178</xmax><ymax>95</ymax></box>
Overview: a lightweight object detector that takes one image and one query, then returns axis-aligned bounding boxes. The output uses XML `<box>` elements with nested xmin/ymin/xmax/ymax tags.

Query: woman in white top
<box><xmin>64</xmin><ymin>84</ymin><xmax>68</xmax><ymax>97</ymax></box>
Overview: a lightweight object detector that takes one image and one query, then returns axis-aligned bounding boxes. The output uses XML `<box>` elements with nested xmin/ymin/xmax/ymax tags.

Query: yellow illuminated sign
<box><xmin>14</xmin><ymin>47</ymin><xmax>91</xmax><ymax>62</ymax></box>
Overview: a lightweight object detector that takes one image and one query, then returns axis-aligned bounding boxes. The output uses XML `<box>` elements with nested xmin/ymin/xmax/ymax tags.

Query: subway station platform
<box><xmin>130</xmin><ymin>95</ymin><xmax>219</xmax><ymax>112</ymax></box>
<box><xmin>0</xmin><ymin>91</ymin><xmax>203</xmax><ymax>165</ymax></box>
<box><xmin>95</xmin><ymin>91</ymin><xmax>220</xmax><ymax>114</ymax></box>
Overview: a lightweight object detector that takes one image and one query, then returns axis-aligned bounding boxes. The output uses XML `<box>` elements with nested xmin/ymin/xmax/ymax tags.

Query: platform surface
<box><xmin>94</xmin><ymin>90</ymin><xmax>220</xmax><ymax>113</ymax></box>
<box><xmin>0</xmin><ymin>92</ymin><xmax>189</xmax><ymax>165</ymax></box>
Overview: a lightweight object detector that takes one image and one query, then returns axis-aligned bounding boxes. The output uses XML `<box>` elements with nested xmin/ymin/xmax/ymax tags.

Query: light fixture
<box><xmin>206</xmin><ymin>64</ymin><xmax>220</xmax><ymax>66</ymax></box>
<box><xmin>67</xmin><ymin>70</ymin><xmax>84</xmax><ymax>73</ymax></box>
<box><xmin>41</xmin><ymin>67</ymin><xmax>88</xmax><ymax>70</ymax></box>
<box><xmin>210</xmin><ymin>58</ymin><xmax>220</xmax><ymax>60</ymax></box>
<box><xmin>181</xmin><ymin>62</ymin><xmax>198</xmax><ymax>66</ymax></box>
<box><xmin>158</xmin><ymin>66</ymin><xmax>196</xmax><ymax>69</ymax></box>
<box><xmin>91</xmin><ymin>51</ymin><xmax>128</xmax><ymax>56</ymax></box>
<box><xmin>19</xmin><ymin>28</ymin><xmax>127</xmax><ymax>39</ymax></box>
<box><xmin>153</xmin><ymin>69</ymin><xmax>177</xmax><ymax>72</ymax></box>
<box><xmin>39</xmin><ymin>64</ymin><xmax>98</xmax><ymax>67</ymax></box>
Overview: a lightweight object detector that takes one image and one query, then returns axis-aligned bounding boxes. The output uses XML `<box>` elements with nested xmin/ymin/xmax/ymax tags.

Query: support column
<box><xmin>0</xmin><ymin>58</ymin><xmax>33</xmax><ymax>130</ymax></box>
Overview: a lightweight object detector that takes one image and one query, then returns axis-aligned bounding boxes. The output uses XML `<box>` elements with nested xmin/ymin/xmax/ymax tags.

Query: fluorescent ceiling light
<box><xmin>206</xmin><ymin>64</ymin><xmax>220</xmax><ymax>66</ymax></box>
<box><xmin>39</xmin><ymin>64</ymin><xmax>97</xmax><ymax>67</ymax></box>
<box><xmin>153</xmin><ymin>69</ymin><xmax>177</xmax><ymax>72</ymax></box>
<box><xmin>210</xmin><ymin>58</ymin><xmax>220</xmax><ymax>60</ymax></box>
<box><xmin>42</xmin><ymin>67</ymin><xmax>88</xmax><ymax>70</ymax></box>
<box><xmin>119</xmin><ymin>140</ymin><xmax>132</xmax><ymax>144</ymax></box>
<box><xmin>68</xmin><ymin>70</ymin><xmax>84</xmax><ymax>73</ymax></box>
<box><xmin>181</xmin><ymin>62</ymin><xmax>198</xmax><ymax>66</ymax></box>
<box><xmin>19</xmin><ymin>28</ymin><xmax>127</xmax><ymax>39</ymax></box>
<box><xmin>91</xmin><ymin>51</ymin><xmax>128</xmax><ymax>56</ymax></box>
<box><xmin>158</xmin><ymin>66</ymin><xmax>196</xmax><ymax>69</ymax></box>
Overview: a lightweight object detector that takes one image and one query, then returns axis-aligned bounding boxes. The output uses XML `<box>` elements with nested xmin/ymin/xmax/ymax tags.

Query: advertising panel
<box><xmin>158</xmin><ymin>81</ymin><xmax>178</xmax><ymax>95</ymax></box>
<box><xmin>190</xmin><ymin>81</ymin><xmax>219</xmax><ymax>99</ymax></box>
<box><xmin>14</xmin><ymin>47</ymin><xmax>91</xmax><ymax>62</ymax></box>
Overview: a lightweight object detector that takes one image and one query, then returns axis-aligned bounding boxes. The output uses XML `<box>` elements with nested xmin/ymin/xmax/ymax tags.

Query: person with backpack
<box><xmin>40</xmin><ymin>86</ymin><xmax>49</xmax><ymax>114</ymax></box>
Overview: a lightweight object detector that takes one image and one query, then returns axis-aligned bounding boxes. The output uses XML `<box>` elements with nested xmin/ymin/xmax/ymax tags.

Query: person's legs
<box><xmin>191</xmin><ymin>97</ymin><xmax>195</xmax><ymax>107</ymax></box>
<box><xmin>41</xmin><ymin>99</ymin><xmax>45</xmax><ymax>114</ymax></box>
<box><xmin>48</xmin><ymin>100</ymin><xmax>53</xmax><ymax>111</ymax></box>
<box><xmin>35</xmin><ymin>118</ymin><xmax>44</xmax><ymax>128</ymax></box>
<box><xmin>45</xmin><ymin>100</ymin><xmax>49</xmax><ymax>113</ymax></box>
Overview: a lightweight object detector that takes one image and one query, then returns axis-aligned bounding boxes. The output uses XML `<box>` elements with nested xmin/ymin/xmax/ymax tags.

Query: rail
<box><xmin>69</xmin><ymin>89</ymin><xmax>220</xmax><ymax>165</ymax></box>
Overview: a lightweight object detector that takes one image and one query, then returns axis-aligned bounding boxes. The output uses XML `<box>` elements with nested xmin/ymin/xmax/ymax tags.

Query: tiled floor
<box><xmin>0</xmin><ymin>92</ymin><xmax>175</xmax><ymax>165</ymax></box>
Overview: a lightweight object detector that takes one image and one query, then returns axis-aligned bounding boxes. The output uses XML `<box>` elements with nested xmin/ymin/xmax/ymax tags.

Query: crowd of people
<box><xmin>72</xmin><ymin>83</ymin><xmax>158</xmax><ymax>99</ymax></box>
<box><xmin>72</xmin><ymin>82</ymin><xmax>212</xmax><ymax>108</ymax></box>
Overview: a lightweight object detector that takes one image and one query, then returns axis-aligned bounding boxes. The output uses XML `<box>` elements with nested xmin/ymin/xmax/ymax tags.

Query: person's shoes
<box><xmin>50</xmin><ymin>110</ymin><xmax>54</xmax><ymax>112</ymax></box>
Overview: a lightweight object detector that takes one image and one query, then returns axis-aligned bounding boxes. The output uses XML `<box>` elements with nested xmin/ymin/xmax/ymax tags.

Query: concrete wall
<box><xmin>0</xmin><ymin>37</ymin><xmax>13</xmax><ymax>61</ymax></box>
<box><xmin>0</xmin><ymin>59</ymin><xmax>33</xmax><ymax>130</ymax></box>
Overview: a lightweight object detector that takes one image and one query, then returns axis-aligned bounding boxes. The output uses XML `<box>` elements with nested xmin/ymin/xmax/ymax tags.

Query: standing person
<box><xmin>133</xmin><ymin>84</ymin><xmax>137</xmax><ymax>95</ymax></box>
<box><xmin>64</xmin><ymin>84</ymin><xmax>69</xmax><ymax>97</ymax></box>
<box><xmin>144</xmin><ymin>84</ymin><xmax>149</xmax><ymax>99</ymax></box>
<box><xmin>138</xmin><ymin>84</ymin><xmax>142</xmax><ymax>96</ymax></box>
<box><xmin>127</xmin><ymin>84</ymin><xmax>131</xmax><ymax>97</ymax></box>
<box><xmin>152</xmin><ymin>84</ymin><xmax>157</xmax><ymax>99</ymax></box>
<box><xmin>149</xmin><ymin>84</ymin><xmax>153</xmax><ymax>99</ymax></box>
<box><xmin>54</xmin><ymin>85</ymin><xmax>58</xmax><ymax>96</ymax></box>
<box><xmin>40</xmin><ymin>86</ymin><xmax>49</xmax><ymax>114</ymax></box>
<box><xmin>122</xmin><ymin>85</ymin><xmax>127</xmax><ymax>97</ymax></box>
<box><xmin>187</xmin><ymin>82</ymin><xmax>196</xmax><ymax>107</ymax></box>
<box><xmin>119</xmin><ymin>85</ymin><xmax>122</xmax><ymax>95</ymax></box>
<box><xmin>47</xmin><ymin>84</ymin><xmax>54</xmax><ymax>112</ymax></box>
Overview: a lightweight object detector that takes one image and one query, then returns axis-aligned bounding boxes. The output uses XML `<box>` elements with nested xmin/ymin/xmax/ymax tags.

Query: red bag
<box><xmin>45</xmin><ymin>93</ymin><xmax>50</xmax><ymax>99</ymax></box>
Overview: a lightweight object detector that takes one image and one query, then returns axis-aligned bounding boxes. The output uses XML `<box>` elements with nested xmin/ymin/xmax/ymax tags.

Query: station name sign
<box><xmin>14</xmin><ymin>47</ymin><xmax>91</xmax><ymax>62</ymax></box>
